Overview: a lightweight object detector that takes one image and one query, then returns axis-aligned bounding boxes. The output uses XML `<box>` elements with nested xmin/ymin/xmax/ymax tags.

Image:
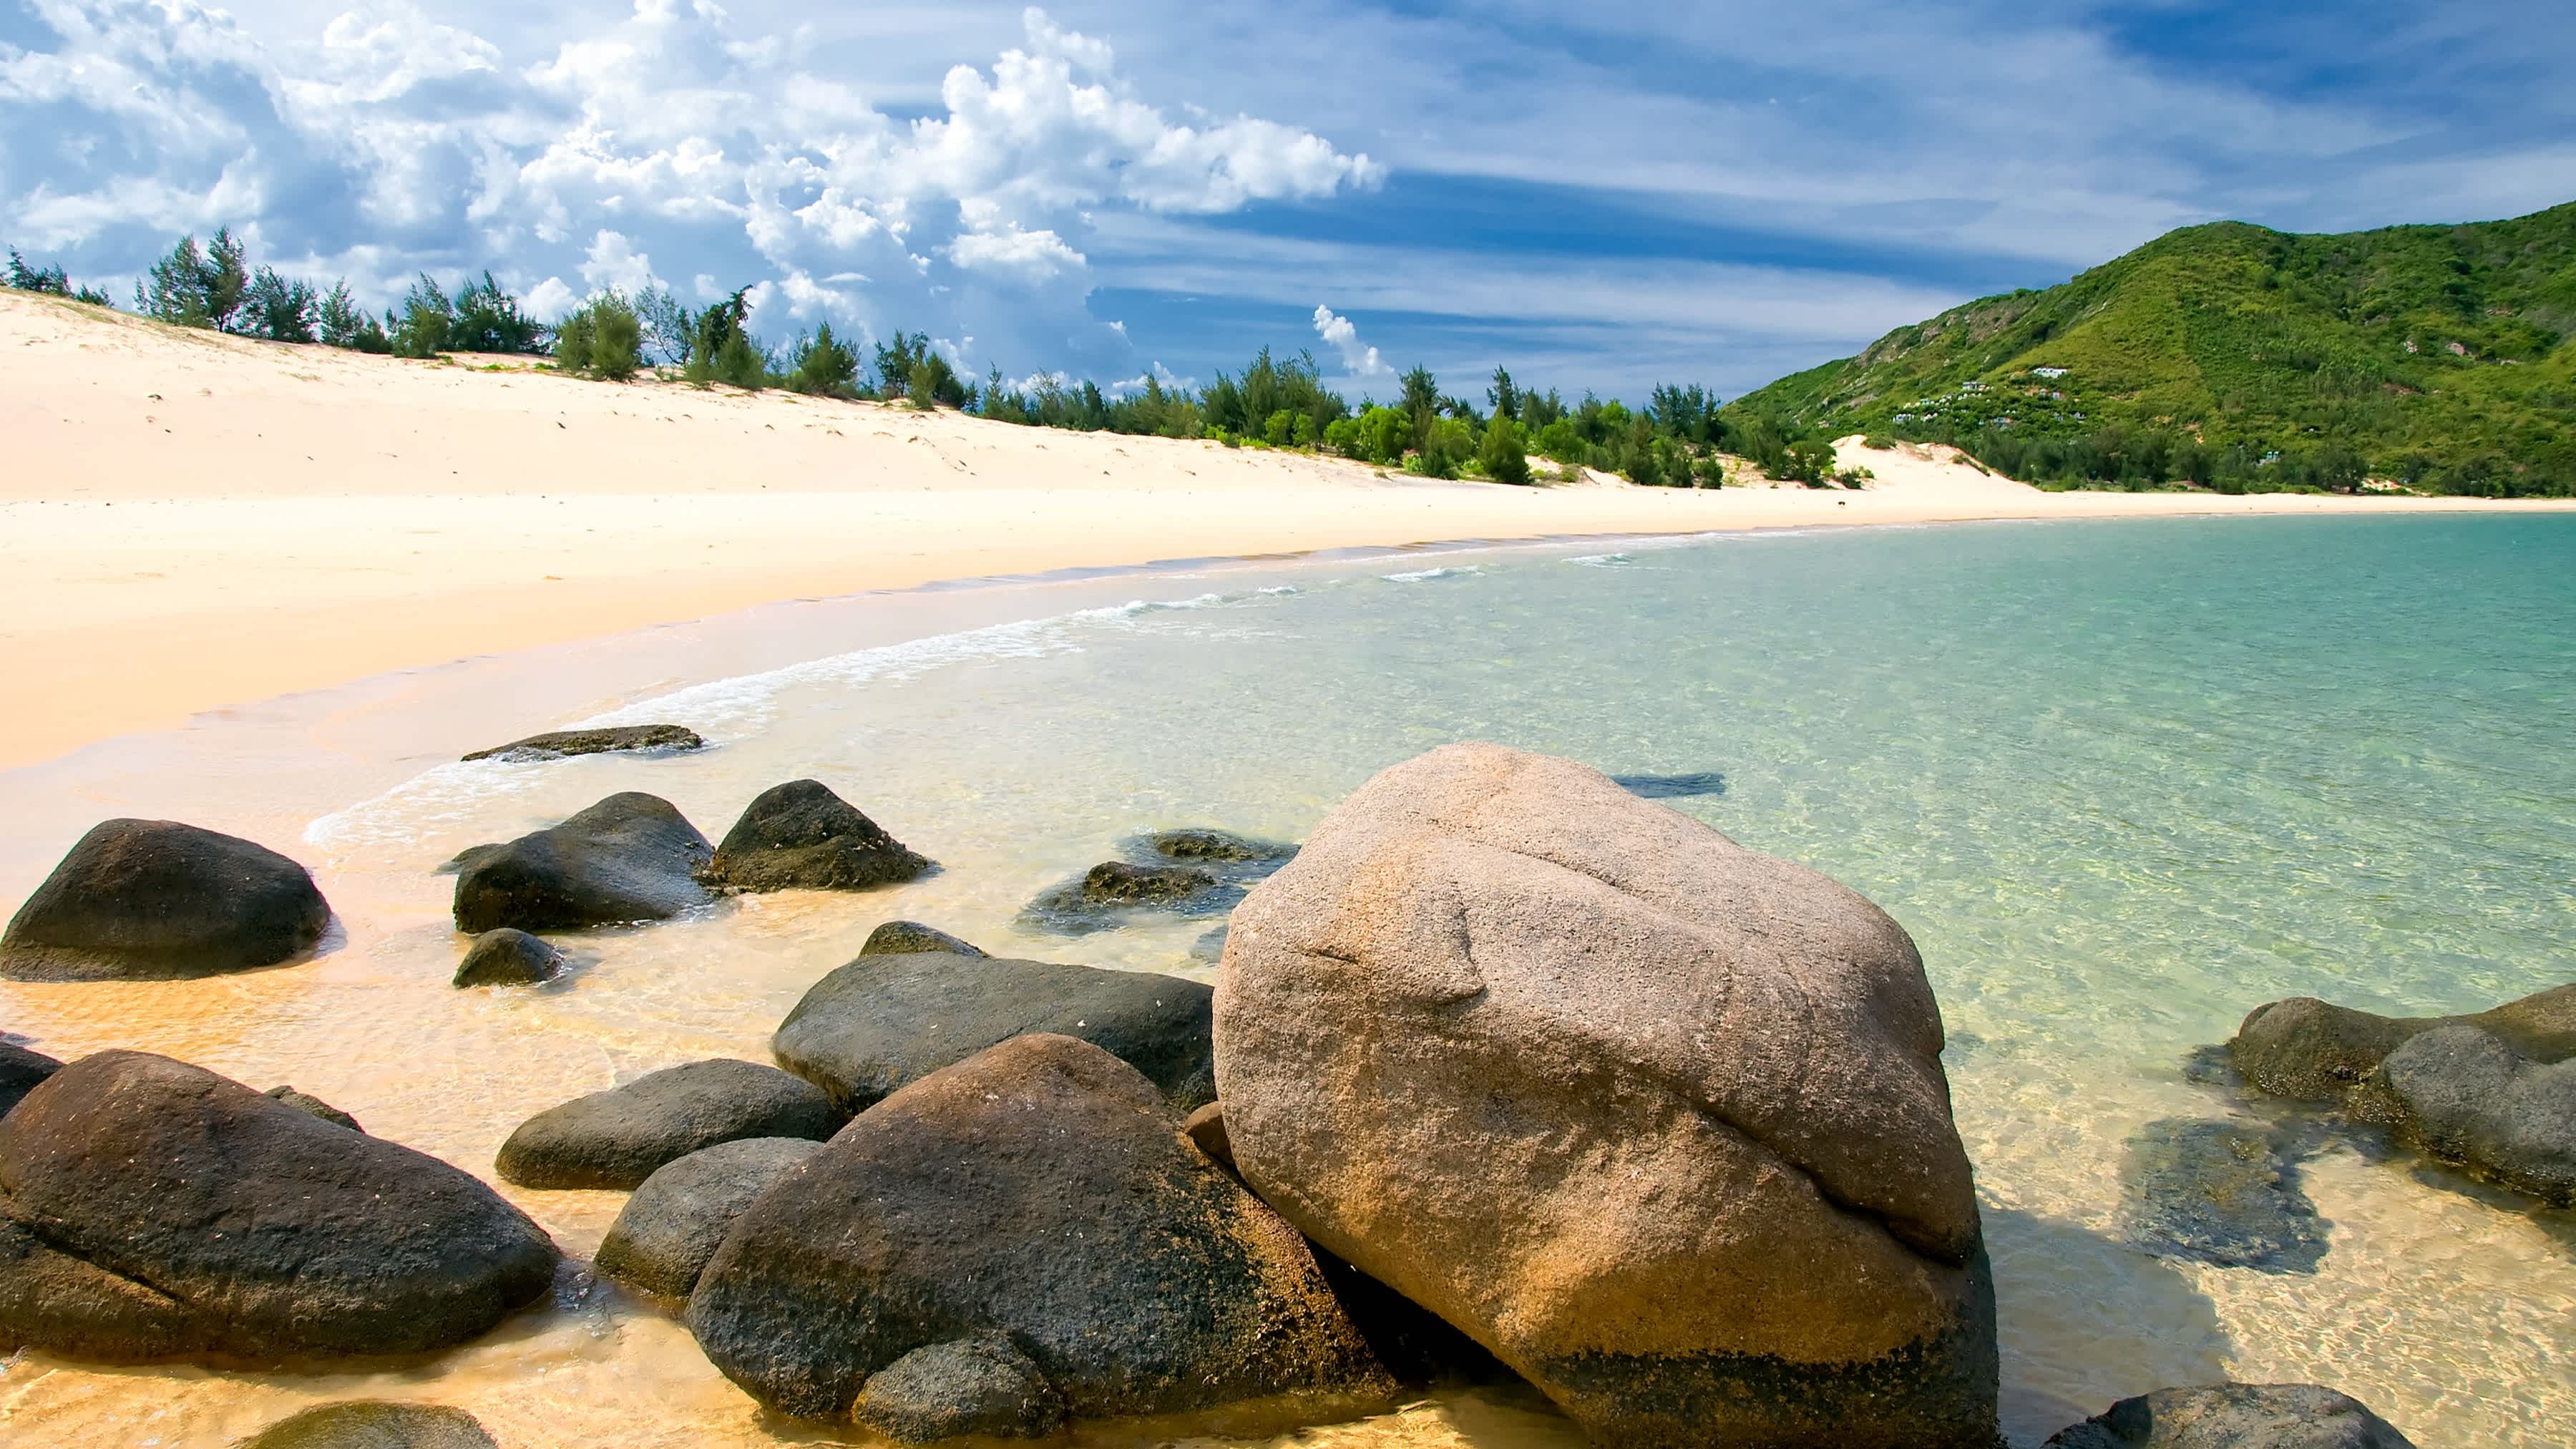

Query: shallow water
<box><xmin>4</xmin><ymin>515</ymin><xmax>2572</xmax><ymax>1446</ymax></box>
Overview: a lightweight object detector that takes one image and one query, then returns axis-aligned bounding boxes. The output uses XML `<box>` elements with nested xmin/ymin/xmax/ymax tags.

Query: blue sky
<box><xmin>4</xmin><ymin>1</ymin><xmax>2572</xmax><ymax>404</ymax></box>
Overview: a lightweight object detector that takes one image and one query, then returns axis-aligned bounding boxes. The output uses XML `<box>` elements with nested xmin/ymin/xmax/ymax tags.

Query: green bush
<box><xmin>1263</xmin><ymin>409</ymin><xmax>1296</xmax><ymax>447</ymax></box>
<box><xmin>1479</xmin><ymin>416</ymin><xmax>1532</xmax><ymax>484</ymax></box>
<box><xmin>318</xmin><ymin>281</ymin><xmax>389</xmax><ymax>352</ymax></box>
<box><xmin>1408</xmin><ymin>417</ymin><xmax>1474</xmax><ymax>479</ymax></box>
<box><xmin>449</xmin><ymin>272</ymin><xmax>545</xmax><ymax>355</ymax></box>
<box><xmin>135</xmin><ymin>230</ymin><xmax>248</xmax><ymax>329</ymax></box>
<box><xmin>239</xmin><ymin>267</ymin><xmax>316</xmax><ymax>343</ymax></box>
<box><xmin>555</xmin><ymin>291</ymin><xmax>643</xmax><ymax>380</ymax></box>
<box><xmin>788</xmin><ymin>322</ymin><xmax>859</xmax><ymax>398</ymax></box>
<box><xmin>387</xmin><ymin>273</ymin><xmax>453</xmax><ymax>358</ymax></box>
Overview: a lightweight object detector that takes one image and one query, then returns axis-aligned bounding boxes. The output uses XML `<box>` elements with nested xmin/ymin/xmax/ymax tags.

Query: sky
<box><xmin>4</xmin><ymin>0</ymin><xmax>2573</xmax><ymax>404</ymax></box>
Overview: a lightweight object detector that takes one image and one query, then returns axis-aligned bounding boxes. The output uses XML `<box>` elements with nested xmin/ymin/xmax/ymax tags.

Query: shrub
<box><xmin>387</xmin><ymin>273</ymin><xmax>454</xmax><ymax>358</ymax></box>
<box><xmin>1264</xmin><ymin>409</ymin><xmax>1296</xmax><ymax>447</ymax></box>
<box><xmin>1478</xmin><ymin>415</ymin><xmax>1532</xmax><ymax>485</ymax></box>
<box><xmin>135</xmin><ymin>230</ymin><xmax>248</xmax><ymax>329</ymax></box>
<box><xmin>1408</xmin><ymin>416</ymin><xmax>1474</xmax><ymax>479</ymax></box>
<box><xmin>555</xmin><ymin>291</ymin><xmax>643</xmax><ymax>380</ymax></box>
<box><xmin>788</xmin><ymin>322</ymin><xmax>859</xmax><ymax>398</ymax></box>
<box><xmin>318</xmin><ymin>281</ymin><xmax>390</xmax><ymax>352</ymax></box>
<box><xmin>1779</xmin><ymin>438</ymin><xmax>1837</xmax><ymax>485</ymax></box>
<box><xmin>712</xmin><ymin>329</ymin><xmax>771</xmax><ymax>390</ymax></box>
<box><xmin>449</xmin><ymin>272</ymin><xmax>545</xmax><ymax>354</ymax></box>
<box><xmin>239</xmin><ymin>266</ymin><xmax>316</xmax><ymax>343</ymax></box>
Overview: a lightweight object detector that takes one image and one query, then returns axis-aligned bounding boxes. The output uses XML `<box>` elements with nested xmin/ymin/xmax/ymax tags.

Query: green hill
<box><xmin>1723</xmin><ymin>200</ymin><xmax>2576</xmax><ymax>495</ymax></box>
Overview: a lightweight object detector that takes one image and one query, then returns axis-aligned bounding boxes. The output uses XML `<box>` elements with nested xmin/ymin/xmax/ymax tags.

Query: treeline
<box><xmin>1878</xmin><ymin>416</ymin><xmax>2560</xmax><ymax>498</ymax></box>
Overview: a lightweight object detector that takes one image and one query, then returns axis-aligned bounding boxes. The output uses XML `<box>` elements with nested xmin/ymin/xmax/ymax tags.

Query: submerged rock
<box><xmin>450</xmin><ymin>793</ymin><xmax>712</xmax><ymax>933</ymax></box>
<box><xmin>595</xmin><ymin>1136</ymin><xmax>819</xmax><ymax>1300</ymax></box>
<box><xmin>703</xmin><ymin>780</ymin><xmax>933</xmax><ymax>893</ymax></box>
<box><xmin>2042</xmin><ymin>1382</ymin><xmax>2417</xmax><ymax>1448</ymax></box>
<box><xmin>2355</xmin><ymin>1025</ymin><xmax>2575</xmax><ymax>1206</ymax></box>
<box><xmin>2231</xmin><ymin>984</ymin><xmax>2576</xmax><ymax>1206</ymax></box>
<box><xmin>2230</xmin><ymin>984</ymin><xmax>2576</xmax><ymax>1100</ymax></box>
<box><xmin>236</xmin><ymin>1401</ymin><xmax>499</xmax><ymax>1449</ymax></box>
<box><xmin>265</xmin><ymin>1085</ymin><xmax>364</xmax><ymax>1133</ymax></box>
<box><xmin>0</xmin><ymin>1042</ymin><xmax>64</xmax><ymax>1118</ymax></box>
<box><xmin>859</xmin><ymin>919</ymin><xmax>987</xmax><ymax>958</ymax></box>
<box><xmin>854</xmin><ymin>1333</ymin><xmax>1067</xmax><ymax>1443</ymax></box>
<box><xmin>1020</xmin><ymin>829</ymin><xmax>1295</xmax><ymax>937</ymax></box>
<box><xmin>1215</xmin><ymin>743</ymin><xmax>1997</xmax><ymax>1449</ymax></box>
<box><xmin>1609</xmin><ymin>770</ymin><xmax>1729</xmax><ymax>799</ymax></box>
<box><xmin>688</xmin><ymin>1033</ymin><xmax>1384</xmax><ymax>1423</ymax></box>
<box><xmin>452</xmin><ymin>927</ymin><xmax>564</xmax><ymax>987</ymax></box>
<box><xmin>772</xmin><ymin>950</ymin><xmax>1215</xmax><ymax>1113</ymax></box>
<box><xmin>1141</xmin><ymin>828</ymin><xmax>1297</xmax><ymax>864</ymax></box>
<box><xmin>1</xmin><ymin>819</ymin><xmax>331</xmax><ymax>982</ymax></box>
<box><xmin>0</xmin><ymin>1051</ymin><xmax>555</xmax><ymax>1362</ymax></box>
<box><xmin>461</xmin><ymin>724</ymin><xmax>704</xmax><ymax>763</ymax></box>
<box><xmin>496</xmin><ymin>1058</ymin><xmax>842</xmax><ymax>1190</ymax></box>
<box><xmin>2118</xmin><ymin>1119</ymin><xmax>2324</xmax><ymax>1273</ymax></box>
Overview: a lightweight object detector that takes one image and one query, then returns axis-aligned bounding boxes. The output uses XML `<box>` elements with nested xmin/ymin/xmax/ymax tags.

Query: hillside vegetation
<box><xmin>1724</xmin><ymin>201</ymin><xmax>2576</xmax><ymax>496</ymax></box>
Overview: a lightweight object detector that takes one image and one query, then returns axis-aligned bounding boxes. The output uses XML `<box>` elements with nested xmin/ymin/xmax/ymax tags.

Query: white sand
<box><xmin>6</xmin><ymin>289</ymin><xmax>2565</xmax><ymax>769</ymax></box>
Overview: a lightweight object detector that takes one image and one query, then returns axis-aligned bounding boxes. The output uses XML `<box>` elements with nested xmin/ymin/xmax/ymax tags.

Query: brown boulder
<box><xmin>1214</xmin><ymin>743</ymin><xmax>1996</xmax><ymax>1448</ymax></box>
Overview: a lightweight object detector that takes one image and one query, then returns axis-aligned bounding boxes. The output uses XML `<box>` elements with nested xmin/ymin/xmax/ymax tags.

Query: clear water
<box><xmin>2</xmin><ymin>515</ymin><xmax>2570</xmax><ymax>1446</ymax></box>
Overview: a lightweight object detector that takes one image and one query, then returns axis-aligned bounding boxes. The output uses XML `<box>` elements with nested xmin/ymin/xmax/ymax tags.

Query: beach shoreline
<box><xmin>9</xmin><ymin>288</ymin><xmax>2570</xmax><ymax>769</ymax></box>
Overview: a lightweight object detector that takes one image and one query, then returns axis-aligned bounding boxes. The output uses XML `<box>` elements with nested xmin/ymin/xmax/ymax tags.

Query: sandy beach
<box><xmin>6</xmin><ymin>288</ymin><xmax>2567</xmax><ymax>770</ymax></box>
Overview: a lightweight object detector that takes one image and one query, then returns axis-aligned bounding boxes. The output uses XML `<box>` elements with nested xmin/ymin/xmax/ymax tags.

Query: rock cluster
<box><xmin>1</xmin><ymin>820</ymin><xmax>331</xmax><ymax>981</ymax></box>
<box><xmin>2232</xmin><ymin>985</ymin><xmax>2575</xmax><ymax>1205</ymax></box>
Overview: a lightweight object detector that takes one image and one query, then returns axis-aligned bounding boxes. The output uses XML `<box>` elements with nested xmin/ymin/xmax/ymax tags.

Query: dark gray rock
<box><xmin>0</xmin><ymin>1042</ymin><xmax>63</xmax><ymax>1118</ymax></box>
<box><xmin>495</xmin><ymin>1058</ymin><xmax>841</xmax><ymax>1190</ymax></box>
<box><xmin>2119</xmin><ymin>1119</ymin><xmax>2323</xmax><ymax>1273</ymax></box>
<box><xmin>434</xmin><ymin>845</ymin><xmax>501</xmax><ymax>877</ymax></box>
<box><xmin>772</xmin><ymin>950</ymin><xmax>1214</xmax><ymax>1113</ymax></box>
<box><xmin>450</xmin><ymin>793</ymin><xmax>712</xmax><ymax>934</ymax></box>
<box><xmin>859</xmin><ymin>920</ymin><xmax>986</xmax><ymax>959</ymax></box>
<box><xmin>452</xmin><ymin>927</ymin><xmax>563</xmax><ymax>987</ymax></box>
<box><xmin>235</xmin><ymin>1401</ymin><xmax>499</xmax><ymax>1449</ymax></box>
<box><xmin>1</xmin><ymin>820</ymin><xmax>331</xmax><ymax>982</ymax></box>
<box><xmin>703</xmin><ymin>780</ymin><xmax>932</xmax><ymax>893</ymax></box>
<box><xmin>1611</xmin><ymin>770</ymin><xmax>1729</xmax><ymax>799</ymax></box>
<box><xmin>2355</xmin><ymin>1025</ymin><xmax>2575</xmax><ymax>1206</ymax></box>
<box><xmin>688</xmin><ymin>1033</ymin><xmax>1384</xmax><ymax>1423</ymax></box>
<box><xmin>0</xmin><ymin>1051</ymin><xmax>555</xmax><ymax>1362</ymax></box>
<box><xmin>461</xmin><ymin>723</ymin><xmax>703</xmax><ymax>762</ymax></box>
<box><xmin>1020</xmin><ymin>861</ymin><xmax>1229</xmax><ymax>935</ymax></box>
<box><xmin>1080</xmin><ymin>860</ymin><xmax>1214</xmax><ymax>903</ymax></box>
<box><xmin>595</xmin><ymin>1136</ymin><xmax>819</xmax><ymax>1300</ymax></box>
<box><xmin>265</xmin><ymin>1085</ymin><xmax>363</xmax><ymax>1133</ymax></box>
<box><xmin>2043</xmin><ymin>1382</ymin><xmax>2416</xmax><ymax>1448</ymax></box>
<box><xmin>2230</xmin><ymin>984</ymin><xmax>2576</xmax><ymax>1101</ymax></box>
<box><xmin>853</xmin><ymin>1333</ymin><xmax>1068</xmax><ymax>1443</ymax></box>
<box><xmin>1141</xmin><ymin>829</ymin><xmax>1297</xmax><ymax>864</ymax></box>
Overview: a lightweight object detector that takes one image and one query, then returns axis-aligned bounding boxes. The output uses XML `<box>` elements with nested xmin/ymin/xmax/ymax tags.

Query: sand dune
<box><xmin>4</xmin><ymin>289</ymin><xmax>2564</xmax><ymax>769</ymax></box>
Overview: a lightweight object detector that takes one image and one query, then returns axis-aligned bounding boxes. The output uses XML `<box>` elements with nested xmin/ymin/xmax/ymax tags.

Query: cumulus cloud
<box><xmin>1312</xmin><ymin>303</ymin><xmax>1387</xmax><ymax>376</ymax></box>
<box><xmin>0</xmin><ymin>1</ymin><xmax>1380</xmax><ymax>379</ymax></box>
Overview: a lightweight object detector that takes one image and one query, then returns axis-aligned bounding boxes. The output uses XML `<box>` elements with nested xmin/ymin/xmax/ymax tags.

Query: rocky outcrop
<box><xmin>595</xmin><ymin>1136</ymin><xmax>819</xmax><ymax>1300</ymax></box>
<box><xmin>688</xmin><ymin>1033</ymin><xmax>1384</xmax><ymax>1423</ymax></box>
<box><xmin>771</xmin><ymin>950</ymin><xmax>1214</xmax><ymax>1113</ymax></box>
<box><xmin>2232</xmin><ymin>984</ymin><xmax>2575</xmax><ymax>1206</ymax></box>
<box><xmin>1</xmin><ymin>820</ymin><xmax>331</xmax><ymax>982</ymax></box>
<box><xmin>2117</xmin><ymin>1119</ymin><xmax>2324</xmax><ymax>1273</ymax></box>
<box><xmin>2043</xmin><ymin>1382</ymin><xmax>2416</xmax><ymax>1448</ymax></box>
<box><xmin>0</xmin><ymin>1051</ymin><xmax>555</xmax><ymax>1362</ymax></box>
<box><xmin>1214</xmin><ymin>743</ymin><xmax>1997</xmax><ymax>1449</ymax></box>
<box><xmin>461</xmin><ymin>724</ymin><xmax>703</xmax><ymax>762</ymax></box>
<box><xmin>859</xmin><ymin>920</ymin><xmax>987</xmax><ymax>958</ymax></box>
<box><xmin>452</xmin><ymin>927</ymin><xmax>563</xmax><ymax>987</ymax></box>
<box><xmin>265</xmin><ymin>1085</ymin><xmax>363</xmax><ymax>1132</ymax></box>
<box><xmin>1142</xmin><ymin>828</ymin><xmax>1296</xmax><ymax>864</ymax></box>
<box><xmin>449</xmin><ymin>794</ymin><xmax>712</xmax><ymax>934</ymax></box>
<box><xmin>496</xmin><ymin>1058</ymin><xmax>841</xmax><ymax>1190</ymax></box>
<box><xmin>1020</xmin><ymin>829</ymin><xmax>1294</xmax><ymax>935</ymax></box>
<box><xmin>703</xmin><ymin>780</ymin><xmax>933</xmax><ymax>893</ymax></box>
<box><xmin>0</xmin><ymin>1042</ymin><xmax>63</xmax><ymax>1117</ymax></box>
<box><xmin>236</xmin><ymin>1401</ymin><xmax>499</xmax><ymax>1449</ymax></box>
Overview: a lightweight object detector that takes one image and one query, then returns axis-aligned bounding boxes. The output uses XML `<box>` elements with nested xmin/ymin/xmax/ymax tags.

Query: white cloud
<box><xmin>524</xmin><ymin>274</ymin><xmax>576</xmax><ymax>318</ymax></box>
<box><xmin>577</xmin><ymin>228</ymin><xmax>658</xmax><ymax>294</ymax></box>
<box><xmin>947</xmin><ymin>226</ymin><xmax>1085</xmax><ymax>283</ymax></box>
<box><xmin>1312</xmin><ymin>303</ymin><xmax>1387</xmax><ymax>376</ymax></box>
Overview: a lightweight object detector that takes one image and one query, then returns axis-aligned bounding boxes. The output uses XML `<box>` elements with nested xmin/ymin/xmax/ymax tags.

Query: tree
<box><xmin>203</xmin><ymin>229</ymin><xmax>249</xmax><ymax>331</ymax></box>
<box><xmin>449</xmin><ymin>272</ymin><xmax>544</xmax><ymax>354</ymax></box>
<box><xmin>135</xmin><ymin>230</ymin><xmax>247</xmax><ymax>328</ymax></box>
<box><xmin>318</xmin><ymin>281</ymin><xmax>389</xmax><ymax>351</ymax></box>
<box><xmin>1410</xmin><ymin>416</ymin><xmax>1473</xmax><ymax>479</ymax></box>
<box><xmin>1488</xmin><ymin>366</ymin><xmax>1521</xmax><ymax>422</ymax></box>
<box><xmin>1399</xmin><ymin>365</ymin><xmax>1440</xmax><ymax>440</ymax></box>
<box><xmin>636</xmin><ymin>286</ymin><xmax>694</xmax><ymax>366</ymax></box>
<box><xmin>788</xmin><ymin>322</ymin><xmax>860</xmax><ymax>397</ymax></box>
<box><xmin>689</xmin><ymin>288</ymin><xmax>754</xmax><ymax>379</ymax></box>
<box><xmin>1779</xmin><ymin>438</ymin><xmax>1837</xmax><ymax>485</ymax></box>
<box><xmin>555</xmin><ymin>291</ymin><xmax>643</xmax><ymax>380</ymax></box>
<box><xmin>387</xmin><ymin>273</ymin><xmax>453</xmax><ymax>358</ymax></box>
<box><xmin>238</xmin><ymin>266</ymin><xmax>316</xmax><ymax>343</ymax></box>
<box><xmin>1479</xmin><ymin>415</ymin><xmax>1532</xmax><ymax>484</ymax></box>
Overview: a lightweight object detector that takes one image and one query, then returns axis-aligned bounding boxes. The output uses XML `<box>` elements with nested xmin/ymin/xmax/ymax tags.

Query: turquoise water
<box><xmin>6</xmin><ymin>514</ymin><xmax>2571</xmax><ymax>1445</ymax></box>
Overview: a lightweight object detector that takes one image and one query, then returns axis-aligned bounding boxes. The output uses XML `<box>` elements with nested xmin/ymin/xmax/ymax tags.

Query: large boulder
<box><xmin>0</xmin><ymin>1043</ymin><xmax>63</xmax><ymax>1118</ymax></box>
<box><xmin>688</xmin><ymin>1033</ymin><xmax>1383</xmax><ymax>1424</ymax></box>
<box><xmin>235</xmin><ymin>1401</ymin><xmax>499</xmax><ymax>1449</ymax></box>
<box><xmin>1</xmin><ymin>820</ymin><xmax>331</xmax><ymax>982</ymax></box>
<box><xmin>704</xmin><ymin>780</ymin><xmax>932</xmax><ymax>893</ymax></box>
<box><xmin>0</xmin><ymin>1051</ymin><xmax>556</xmax><ymax>1362</ymax></box>
<box><xmin>2042</xmin><ymin>1382</ymin><xmax>2416</xmax><ymax>1448</ymax></box>
<box><xmin>2229</xmin><ymin>983</ymin><xmax>2575</xmax><ymax>1100</ymax></box>
<box><xmin>595</xmin><ymin>1136</ymin><xmax>819</xmax><ymax>1299</ymax></box>
<box><xmin>495</xmin><ymin>1058</ymin><xmax>841</xmax><ymax>1190</ymax></box>
<box><xmin>772</xmin><ymin>950</ymin><xmax>1214</xmax><ymax>1113</ymax></box>
<box><xmin>1214</xmin><ymin>743</ymin><xmax>1996</xmax><ymax>1449</ymax></box>
<box><xmin>2353</xmin><ymin>1025</ymin><xmax>2575</xmax><ymax>1205</ymax></box>
<box><xmin>461</xmin><ymin>723</ymin><xmax>703</xmax><ymax>762</ymax></box>
<box><xmin>450</xmin><ymin>793</ymin><xmax>712</xmax><ymax>933</ymax></box>
<box><xmin>859</xmin><ymin>920</ymin><xmax>987</xmax><ymax>959</ymax></box>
